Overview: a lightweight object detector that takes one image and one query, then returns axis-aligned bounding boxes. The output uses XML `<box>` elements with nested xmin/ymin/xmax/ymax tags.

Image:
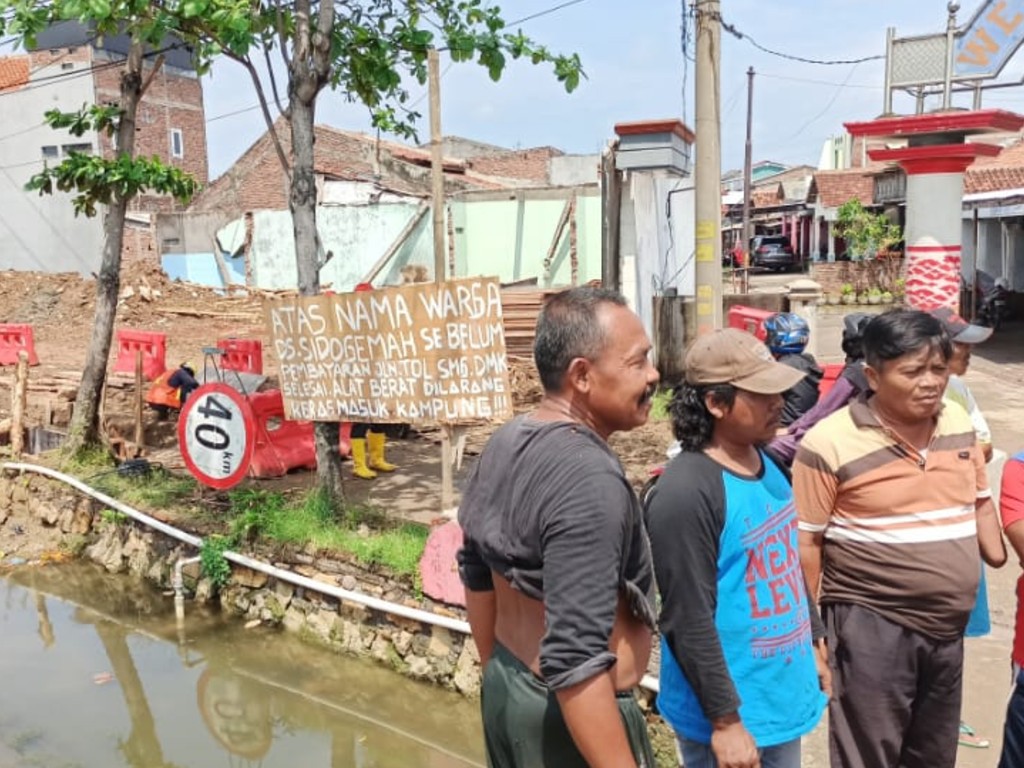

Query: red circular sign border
<box><xmin>177</xmin><ymin>382</ymin><xmax>255</xmax><ymax>490</ymax></box>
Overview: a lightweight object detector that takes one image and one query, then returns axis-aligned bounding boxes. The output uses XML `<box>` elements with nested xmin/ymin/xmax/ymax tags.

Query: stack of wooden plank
<box><xmin>501</xmin><ymin>288</ymin><xmax>555</xmax><ymax>358</ymax></box>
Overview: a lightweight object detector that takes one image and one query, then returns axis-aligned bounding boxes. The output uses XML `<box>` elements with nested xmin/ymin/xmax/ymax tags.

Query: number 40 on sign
<box><xmin>177</xmin><ymin>383</ymin><xmax>256</xmax><ymax>490</ymax></box>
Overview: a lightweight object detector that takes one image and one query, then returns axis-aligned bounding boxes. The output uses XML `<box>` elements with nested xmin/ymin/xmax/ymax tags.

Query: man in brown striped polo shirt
<box><xmin>793</xmin><ymin>309</ymin><xmax>1005</xmax><ymax>768</ymax></box>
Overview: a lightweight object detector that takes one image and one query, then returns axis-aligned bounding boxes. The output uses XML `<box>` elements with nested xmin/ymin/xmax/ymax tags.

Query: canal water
<box><xmin>0</xmin><ymin>562</ymin><xmax>485</xmax><ymax>768</ymax></box>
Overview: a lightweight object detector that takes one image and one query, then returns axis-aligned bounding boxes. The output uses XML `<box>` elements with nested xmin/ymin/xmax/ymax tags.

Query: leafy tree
<box><xmin>0</xmin><ymin>2</ymin><xmax>201</xmax><ymax>456</ymax></box>
<box><xmin>184</xmin><ymin>0</ymin><xmax>582</xmax><ymax>502</ymax></box>
<box><xmin>835</xmin><ymin>198</ymin><xmax>902</xmax><ymax>261</ymax></box>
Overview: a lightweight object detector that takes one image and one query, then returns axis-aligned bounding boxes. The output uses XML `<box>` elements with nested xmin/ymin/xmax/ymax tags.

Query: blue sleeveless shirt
<box><xmin>652</xmin><ymin>452</ymin><xmax>826</xmax><ymax>746</ymax></box>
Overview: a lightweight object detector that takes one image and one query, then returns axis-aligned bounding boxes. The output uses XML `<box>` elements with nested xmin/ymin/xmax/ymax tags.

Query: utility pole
<box><xmin>428</xmin><ymin>48</ymin><xmax>455</xmax><ymax>514</ymax></box>
<box><xmin>742</xmin><ymin>65</ymin><xmax>754</xmax><ymax>294</ymax></box>
<box><xmin>694</xmin><ymin>0</ymin><xmax>723</xmax><ymax>335</ymax></box>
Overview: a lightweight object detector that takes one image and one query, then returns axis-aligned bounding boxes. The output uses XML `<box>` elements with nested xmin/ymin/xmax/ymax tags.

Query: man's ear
<box><xmin>704</xmin><ymin>390</ymin><xmax>728</xmax><ymax>420</ymax></box>
<box><xmin>864</xmin><ymin>363</ymin><xmax>880</xmax><ymax>393</ymax></box>
<box><xmin>565</xmin><ymin>357</ymin><xmax>592</xmax><ymax>394</ymax></box>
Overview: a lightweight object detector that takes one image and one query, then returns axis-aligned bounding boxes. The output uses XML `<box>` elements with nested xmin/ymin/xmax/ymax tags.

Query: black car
<box><xmin>750</xmin><ymin>235</ymin><xmax>798</xmax><ymax>271</ymax></box>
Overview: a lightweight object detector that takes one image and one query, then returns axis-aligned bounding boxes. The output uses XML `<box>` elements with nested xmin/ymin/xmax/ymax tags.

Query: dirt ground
<box><xmin>0</xmin><ymin>267</ymin><xmax>673</xmax><ymax>521</ymax></box>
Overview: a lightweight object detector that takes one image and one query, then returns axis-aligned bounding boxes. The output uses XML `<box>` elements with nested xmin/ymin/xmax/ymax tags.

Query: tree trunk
<box><xmin>289</xmin><ymin>93</ymin><xmax>345</xmax><ymax>503</ymax></box>
<box><xmin>64</xmin><ymin>42</ymin><xmax>145</xmax><ymax>457</ymax></box>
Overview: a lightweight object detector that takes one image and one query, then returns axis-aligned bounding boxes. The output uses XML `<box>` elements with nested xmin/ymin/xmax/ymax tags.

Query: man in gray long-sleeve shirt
<box><xmin>458</xmin><ymin>286</ymin><xmax>660</xmax><ymax>768</ymax></box>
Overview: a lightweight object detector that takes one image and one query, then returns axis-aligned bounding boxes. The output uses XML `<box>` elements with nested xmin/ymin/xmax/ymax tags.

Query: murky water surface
<box><xmin>0</xmin><ymin>563</ymin><xmax>484</xmax><ymax>768</ymax></box>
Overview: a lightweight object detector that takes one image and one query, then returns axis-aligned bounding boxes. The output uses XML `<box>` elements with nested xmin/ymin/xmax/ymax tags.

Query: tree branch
<box><xmin>263</xmin><ymin>46</ymin><xmax>287</xmax><ymax>115</ymax></box>
<box><xmin>138</xmin><ymin>53</ymin><xmax>165</xmax><ymax>98</ymax></box>
<box><xmin>312</xmin><ymin>0</ymin><xmax>334</xmax><ymax>85</ymax></box>
<box><xmin>293</xmin><ymin>0</ymin><xmax>311</xmax><ymax>76</ymax></box>
<box><xmin>221</xmin><ymin>49</ymin><xmax>292</xmax><ymax>177</ymax></box>
<box><xmin>274</xmin><ymin>0</ymin><xmax>292</xmax><ymax>69</ymax></box>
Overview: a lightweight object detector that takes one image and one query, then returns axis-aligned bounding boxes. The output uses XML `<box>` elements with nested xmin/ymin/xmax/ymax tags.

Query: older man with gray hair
<box><xmin>458</xmin><ymin>285</ymin><xmax>660</xmax><ymax>768</ymax></box>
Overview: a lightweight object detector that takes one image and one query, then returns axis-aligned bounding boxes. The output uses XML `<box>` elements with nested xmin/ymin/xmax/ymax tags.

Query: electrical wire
<box><xmin>759</xmin><ymin>71</ymin><xmax>880</xmax><ymax>90</ymax></box>
<box><xmin>721</xmin><ymin>79</ymin><xmax>745</xmax><ymax>123</ymax></box>
<box><xmin>0</xmin><ymin>41</ymin><xmax>181</xmax><ymax>100</ymax></box>
<box><xmin>404</xmin><ymin>0</ymin><xmax>589</xmax><ymax>109</ymax></box>
<box><xmin>680</xmin><ymin>0</ymin><xmax>691</xmax><ymax>124</ymax></box>
<box><xmin>0</xmin><ymin>121</ymin><xmax>46</xmax><ymax>144</ymax></box>
<box><xmin>508</xmin><ymin>0</ymin><xmax>588</xmax><ymax>26</ymax></box>
<box><xmin>206</xmin><ymin>102</ymin><xmax>268</xmax><ymax>123</ymax></box>
<box><xmin>783</xmin><ymin>62</ymin><xmax>861</xmax><ymax>144</ymax></box>
<box><xmin>702</xmin><ymin>6</ymin><xmax>885</xmax><ymax>66</ymax></box>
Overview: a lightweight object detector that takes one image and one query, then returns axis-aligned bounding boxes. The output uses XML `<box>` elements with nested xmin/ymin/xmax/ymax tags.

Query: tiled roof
<box><xmin>809</xmin><ymin>169</ymin><xmax>875</xmax><ymax>208</ymax></box>
<box><xmin>965</xmin><ymin>166</ymin><xmax>1024</xmax><ymax>194</ymax></box>
<box><xmin>190</xmin><ymin>118</ymin><xmax>514</xmax><ymax>213</ymax></box>
<box><xmin>964</xmin><ymin>139</ymin><xmax>1024</xmax><ymax>194</ymax></box>
<box><xmin>751</xmin><ymin>185</ymin><xmax>783</xmax><ymax>209</ymax></box>
<box><xmin>0</xmin><ymin>56</ymin><xmax>29</xmax><ymax>93</ymax></box>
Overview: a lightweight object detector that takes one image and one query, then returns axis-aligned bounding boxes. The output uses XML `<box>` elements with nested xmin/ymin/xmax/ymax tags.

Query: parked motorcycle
<box><xmin>975</xmin><ymin>270</ymin><xmax>1011</xmax><ymax>331</ymax></box>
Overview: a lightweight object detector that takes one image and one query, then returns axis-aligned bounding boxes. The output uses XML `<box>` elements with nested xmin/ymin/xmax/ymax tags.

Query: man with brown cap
<box><xmin>645</xmin><ymin>328</ymin><xmax>828</xmax><ymax>768</ymax></box>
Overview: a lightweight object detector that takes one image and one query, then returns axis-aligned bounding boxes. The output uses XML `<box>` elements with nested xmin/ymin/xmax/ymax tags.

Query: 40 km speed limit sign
<box><xmin>178</xmin><ymin>383</ymin><xmax>255</xmax><ymax>490</ymax></box>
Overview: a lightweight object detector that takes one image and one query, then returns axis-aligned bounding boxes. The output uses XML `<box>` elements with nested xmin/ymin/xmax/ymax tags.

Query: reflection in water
<box><xmin>0</xmin><ymin>563</ymin><xmax>484</xmax><ymax>768</ymax></box>
<box><xmin>197</xmin><ymin>668</ymin><xmax>273</xmax><ymax>761</ymax></box>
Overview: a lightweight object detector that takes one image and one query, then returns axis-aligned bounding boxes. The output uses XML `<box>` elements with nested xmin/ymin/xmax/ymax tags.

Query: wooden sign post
<box><xmin>427</xmin><ymin>48</ymin><xmax>458</xmax><ymax>514</ymax></box>
<box><xmin>10</xmin><ymin>350</ymin><xmax>29</xmax><ymax>457</ymax></box>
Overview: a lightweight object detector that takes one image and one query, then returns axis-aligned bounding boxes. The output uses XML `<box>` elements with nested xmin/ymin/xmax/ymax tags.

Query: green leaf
<box><xmin>85</xmin><ymin>0</ymin><xmax>111</xmax><ymax>19</ymax></box>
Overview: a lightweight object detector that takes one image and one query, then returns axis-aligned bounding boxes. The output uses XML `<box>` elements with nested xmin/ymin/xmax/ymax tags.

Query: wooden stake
<box><xmin>11</xmin><ymin>350</ymin><xmax>29</xmax><ymax>457</ymax></box>
<box><xmin>428</xmin><ymin>48</ymin><xmax>456</xmax><ymax>514</ymax></box>
<box><xmin>134</xmin><ymin>349</ymin><xmax>144</xmax><ymax>447</ymax></box>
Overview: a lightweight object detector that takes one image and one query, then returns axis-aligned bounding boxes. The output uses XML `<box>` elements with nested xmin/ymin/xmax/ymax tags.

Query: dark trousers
<box><xmin>1000</xmin><ymin>668</ymin><xmax>1024</xmax><ymax>768</ymax></box>
<box><xmin>481</xmin><ymin>642</ymin><xmax>654</xmax><ymax>768</ymax></box>
<box><xmin>825</xmin><ymin>602</ymin><xmax>963</xmax><ymax>768</ymax></box>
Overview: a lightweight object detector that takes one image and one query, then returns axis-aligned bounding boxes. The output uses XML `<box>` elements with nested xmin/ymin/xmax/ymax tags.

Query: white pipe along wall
<box><xmin>1</xmin><ymin>462</ymin><xmax>661</xmax><ymax>694</ymax></box>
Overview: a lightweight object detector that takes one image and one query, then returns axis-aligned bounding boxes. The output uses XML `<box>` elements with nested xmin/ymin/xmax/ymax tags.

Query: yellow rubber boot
<box><xmin>368</xmin><ymin>431</ymin><xmax>397</xmax><ymax>472</ymax></box>
<box><xmin>351</xmin><ymin>438</ymin><xmax>377</xmax><ymax>480</ymax></box>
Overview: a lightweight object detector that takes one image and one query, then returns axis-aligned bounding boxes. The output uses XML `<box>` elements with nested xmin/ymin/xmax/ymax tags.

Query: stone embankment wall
<box><xmin>0</xmin><ymin>469</ymin><xmax>481</xmax><ymax>696</ymax></box>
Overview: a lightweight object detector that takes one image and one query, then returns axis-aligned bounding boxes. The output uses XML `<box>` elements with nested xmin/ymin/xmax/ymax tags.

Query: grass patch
<box><xmin>225</xmin><ymin>487</ymin><xmax>428</xmax><ymax>579</ymax></box>
<box><xmin>67</xmin><ymin>463</ymin><xmax>428</xmax><ymax>583</ymax></box>
<box><xmin>649</xmin><ymin>388</ymin><xmax>674</xmax><ymax>422</ymax></box>
<box><xmin>87</xmin><ymin>466</ymin><xmax>198</xmax><ymax>510</ymax></box>
<box><xmin>59</xmin><ymin>444</ymin><xmax>114</xmax><ymax>475</ymax></box>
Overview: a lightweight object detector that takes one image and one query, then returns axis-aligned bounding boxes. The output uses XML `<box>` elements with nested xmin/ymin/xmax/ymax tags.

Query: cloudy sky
<box><xmin>13</xmin><ymin>1</ymin><xmax>1024</xmax><ymax>178</ymax></box>
<box><xmin>205</xmin><ymin>0</ymin><xmax>1024</xmax><ymax>179</ymax></box>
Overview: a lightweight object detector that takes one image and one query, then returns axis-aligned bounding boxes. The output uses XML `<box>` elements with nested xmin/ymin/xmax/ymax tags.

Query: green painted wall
<box><xmin>451</xmin><ymin>192</ymin><xmax>601</xmax><ymax>286</ymax></box>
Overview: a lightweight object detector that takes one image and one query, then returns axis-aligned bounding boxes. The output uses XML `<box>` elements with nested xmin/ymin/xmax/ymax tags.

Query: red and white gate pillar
<box><xmin>846</xmin><ymin>111</ymin><xmax>1024</xmax><ymax>310</ymax></box>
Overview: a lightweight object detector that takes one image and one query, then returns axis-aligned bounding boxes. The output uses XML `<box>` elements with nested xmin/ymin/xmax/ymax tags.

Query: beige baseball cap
<box><xmin>684</xmin><ymin>328</ymin><xmax>806</xmax><ymax>394</ymax></box>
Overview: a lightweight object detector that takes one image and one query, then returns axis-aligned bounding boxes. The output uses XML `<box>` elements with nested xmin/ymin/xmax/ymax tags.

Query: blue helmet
<box><xmin>763</xmin><ymin>312</ymin><xmax>809</xmax><ymax>355</ymax></box>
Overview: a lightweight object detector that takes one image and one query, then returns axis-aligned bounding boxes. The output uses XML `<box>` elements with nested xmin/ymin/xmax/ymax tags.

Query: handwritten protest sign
<box><xmin>265</xmin><ymin>277</ymin><xmax>513</xmax><ymax>425</ymax></box>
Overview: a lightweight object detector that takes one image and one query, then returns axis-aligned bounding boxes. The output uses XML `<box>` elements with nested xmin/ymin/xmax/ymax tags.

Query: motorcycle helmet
<box><xmin>840</xmin><ymin>312</ymin><xmax>871</xmax><ymax>361</ymax></box>
<box><xmin>763</xmin><ymin>312</ymin><xmax>810</xmax><ymax>356</ymax></box>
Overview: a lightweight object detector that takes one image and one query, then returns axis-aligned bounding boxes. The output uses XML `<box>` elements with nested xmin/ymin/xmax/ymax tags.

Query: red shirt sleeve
<box><xmin>1000</xmin><ymin>458</ymin><xmax>1024</xmax><ymax>529</ymax></box>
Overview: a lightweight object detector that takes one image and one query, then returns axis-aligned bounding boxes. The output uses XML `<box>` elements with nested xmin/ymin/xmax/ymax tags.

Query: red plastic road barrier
<box><xmin>818</xmin><ymin>362</ymin><xmax>844</xmax><ymax>398</ymax></box>
<box><xmin>0</xmin><ymin>324</ymin><xmax>39</xmax><ymax>365</ymax></box>
<box><xmin>726</xmin><ymin>305</ymin><xmax>774</xmax><ymax>342</ymax></box>
<box><xmin>113</xmin><ymin>329</ymin><xmax>166</xmax><ymax>380</ymax></box>
<box><xmin>248</xmin><ymin>389</ymin><xmax>317</xmax><ymax>478</ymax></box>
<box><xmin>248</xmin><ymin>391</ymin><xmax>360</xmax><ymax>476</ymax></box>
<box><xmin>217</xmin><ymin>338</ymin><xmax>263</xmax><ymax>375</ymax></box>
